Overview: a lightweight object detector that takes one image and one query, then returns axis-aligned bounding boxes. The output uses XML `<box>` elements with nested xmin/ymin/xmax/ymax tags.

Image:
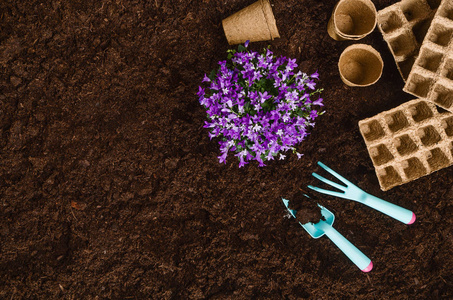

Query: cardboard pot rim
<box><xmin>338</xmin><ymin>44</ymin><xmax>384</xmax><ymax>87</ymax></box>
<box><xmin>328</xmin><ymin>0</ymin><xmax>377</xmax><ymax>41</ymax></box>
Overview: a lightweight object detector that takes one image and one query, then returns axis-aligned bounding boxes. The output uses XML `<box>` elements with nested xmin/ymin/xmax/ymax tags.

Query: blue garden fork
<box><xmin>308</xmin><ymin>161</ymin><xmax>416</xmax><ymax>225</ymax></box>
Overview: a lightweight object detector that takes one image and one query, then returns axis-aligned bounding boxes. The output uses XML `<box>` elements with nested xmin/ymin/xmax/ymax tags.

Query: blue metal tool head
<box><xmin>282</xmin><ymin>197</ymin><xmax>335</xmax><ymax>239</ymax></box>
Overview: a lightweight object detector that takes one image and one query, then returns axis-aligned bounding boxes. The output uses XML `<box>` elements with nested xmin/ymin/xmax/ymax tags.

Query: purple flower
<box><xmin>310</xmin><ymin>110</ymin><xmax>318</xmax><ymax>120</ymax></box>
<box><xmin>198</xmin><ymin>42</ymin><xmax>324</xmax><ymax>167</ymax></box>
<box><xmin>202</xmin><ymin>74</ymin><xmax>211</xmax><ymax>82</ymax></box>
<box><xmin>218</xmin><ymin>151</ymin><xmax>228</xmax><ymax>164</ymax></box>
<box><xmin>286</xmin><ymin>58</ymin><xmax>297</xmax><ymax>72</ymax></box>
<box><xmin>307</xmin><ymin>80</ymin><xmax>316</xmax><ymax>90</ymax></box>
<box><xmin>236</xmin><ymin>150</ymin><xmax>249</xmax><ymax>168</ymax></box>
<box><xmin>266</xmin><ymin>151</ymin><xmax>275</xmax><ymax>161</ymax></box>
<box><xmin>313</xmin><ymin>97</ymin><xmax>324</xmax><ymax>106</ymax></box>
<box><xmin>259</xmin><ymin>91</ymin><xmax>271</xmax><ymax>103</ymax></box>
<box><xmin>197</xmin><ymin>86</ymin><xmax>205</xmax><ymax>97</ymax></box>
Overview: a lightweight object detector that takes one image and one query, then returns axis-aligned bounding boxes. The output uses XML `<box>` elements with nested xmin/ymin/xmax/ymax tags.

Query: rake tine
<box><xmin>307</xmin><ymin>185</ymin><xmax>346</xmax><ymax>198</ymax></box>
<box><xmin>312</xmin><ymin>172</ymin><xmax>346</xmax><ymax>192</ymax></box>
<box><xmin>317</xmin><ymin>161</ymin><xmax>354</xmax><ymax>187</ymax></box>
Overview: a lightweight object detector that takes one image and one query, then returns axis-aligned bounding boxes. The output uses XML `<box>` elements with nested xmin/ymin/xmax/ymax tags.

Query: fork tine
<box><xmin>307</xmin><ymin>185</ymin><xmax>346</xmax><ymax>198</ymax></box>
<box><xmin>312</xmin><ymin>172</ymin><xmax>346</xmax><ymax>191</ymax></box>
<box><xmin>317</xmin><ymin>161</ymin><xmax>353</xmax><ymax>186</ymax></box>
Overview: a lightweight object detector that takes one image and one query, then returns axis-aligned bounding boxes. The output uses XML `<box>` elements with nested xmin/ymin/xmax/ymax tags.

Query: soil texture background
<box><xmin>1</xmin><ymin>0</ymin><xmax>452</xmax><ymax>299</ymax></box>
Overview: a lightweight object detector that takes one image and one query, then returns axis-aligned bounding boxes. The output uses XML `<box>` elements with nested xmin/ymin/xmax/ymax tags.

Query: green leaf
<box><xmin>238</xmin><ymin>45</ymin><xmax>246</xmax><ymax>52</ymax></box>
<box><xmin>244</xmin><ymin>102</ymin><xmax>251</xmax><ymax>113</ymax></box>
<box><xmin>208</xmin><ymin>69</ymin><xmax>217</xmax><ymax>81</ymax></box>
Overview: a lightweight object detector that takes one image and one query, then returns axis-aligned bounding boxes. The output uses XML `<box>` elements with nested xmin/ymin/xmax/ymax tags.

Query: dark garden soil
<box><xmin>1</xmin><ymin>0</ymin><xmax>452</xmax><ymax>298</ymax></box>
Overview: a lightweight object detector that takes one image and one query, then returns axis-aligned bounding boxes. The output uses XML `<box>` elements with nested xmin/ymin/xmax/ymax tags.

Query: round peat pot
<box><xmin>222</xmin><ymin>0</ymin><xmax>280</xmax><ymax>45</ymax></box>
<box><xmin>338</xmin><ymin>44</ymin><xmax>383</xmax><ymax>87</ymax></box>
<box><xmin>327</xmin><ymin>0</ymin><xmax>377</xmax><ymax>41</ymax></box>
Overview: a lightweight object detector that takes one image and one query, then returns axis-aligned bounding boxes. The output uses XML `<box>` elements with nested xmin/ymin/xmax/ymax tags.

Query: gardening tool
<box><xmin>308</xmin><ymin>161</ymin><xmax>416</xmax><ymax>224</ymax></box>
<box><xmin>282</xmin><ymin>198</ymin><xmax>373</xmax><ymax>272</ymax></box>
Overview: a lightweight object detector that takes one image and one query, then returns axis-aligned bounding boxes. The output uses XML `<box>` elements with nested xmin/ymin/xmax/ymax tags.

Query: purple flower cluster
<box><xmin>198</xmin><ymin>43</ymin><xmax>324</xmax><ymax>167</ymax></box>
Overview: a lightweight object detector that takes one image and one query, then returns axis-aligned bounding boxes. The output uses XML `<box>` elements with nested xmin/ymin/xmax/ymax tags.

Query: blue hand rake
<box><xmin>308</xmin><ymin>161</ymin><xmax>416</xmax><ymax>225</ymax></box>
